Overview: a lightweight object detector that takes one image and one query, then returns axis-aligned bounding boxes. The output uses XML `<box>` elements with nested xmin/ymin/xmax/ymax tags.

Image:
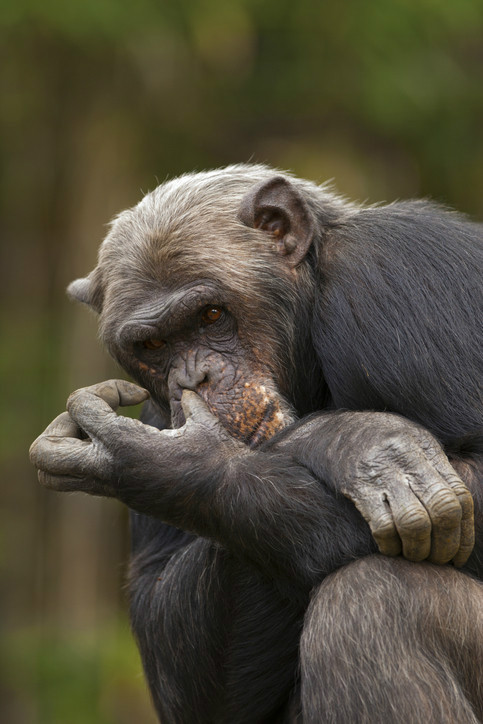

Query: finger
<box><xmin>68</xmin><ymin>379</ymin><xmax>149</xmax><ymax>414</ymax></box>
<box><xmin>429</xmin><ymin>461</ymin><xmax>475</xmax><ymax>567</ymax></box>
<box><xmin>347</xmin><ymin>494</ymin><xmax>402</xmax><ymax>557</ymax></box>
<box><xmin>448</xmin><ymin>478</ymin><xmax>474</xmax><ymax>567</ymax></box>
<box><xmin>38</xmin><ymin>470</ymin><xmax>113</xmax><ymax>497</ymax></box>
<box><xmin>38</xmin><ymin>469</ymin><xmax>88</xmax><ymax>492</ymax></box>
<box><xmin>67</xmin><ymin>381</ymin><xmax>148</xmax><ymax>436</ymax></box>
<box><xmin>30</xmin><ymin>412</ymin><xmax>86</xmax><ymax>468</ymax></box>
<box><xmin>30</xmin><ymin>434</ymin><xmax>97</xmax><ymax>477</ymax></box>
<box><xmin>99</xmin><ymin>379</ymin><xmax>149</xmax><ymax>408</ymax></box>
<box><xmin>402</xmin><ymin>441</ymin><xmax>463</xmax><ymax>563</ymax></box>
<box><xmin>29</xmin><ymin>412</ymin><xmax>82</xmax><ymax>466</ymax></box>
<box><xmin>408</xmin><ymin>458</ymin><xmax>463</xmax><ymax>563</ymax></box>
<box><xmin>180</xmin><ymin>391</ymin><xmax>237</xmax><ymax>445</ymax></box>
<box><xmin>452</xmin><ymin>514</ymin><xmax>475</xmax><ymax>567</ymax></box>
<box><xmin>41</xmin><ymin>411</ymin><xmax>83</xmax><ymax>439</ymax></box>
<box><xmin>418</xmin><ymin>483</ymin><xmax>462</xmax><ymax>565</ymax></box>
<box><xmin>387</xmin><ymin>481</ymin><xmax>432</xmax><ymax>562</ymax></box>
<box><xmin>181</xmin><ymin>390</ymin><xmax>217</xmax><ymax>425</ymax></box>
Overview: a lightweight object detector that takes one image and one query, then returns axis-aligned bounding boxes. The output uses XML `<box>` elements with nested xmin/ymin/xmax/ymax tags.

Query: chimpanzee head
<box><xmin>68</xmin><ymin>165</ymin><xmax>335</xmax><ymax>443</ymax></box>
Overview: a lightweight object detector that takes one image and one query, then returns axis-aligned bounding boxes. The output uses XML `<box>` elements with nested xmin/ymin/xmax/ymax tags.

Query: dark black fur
<box><xmin>313</xmin><ymin>201</ymin><xmax>482</xmax><ymax>442</ymax></box>
<box><xmin>125</xmin><ymin>196</ymin><xmax>482</xmax><ymax>722</ymax></box>
<box><xmin>30</xmin><ymin>168</ymin><xmax>483</xmax><ymax>722</ymax></box>
<box><xmin>129</xmin><ymin>408</ymin><xmax>378</xmax><ymax>722</ymax></box>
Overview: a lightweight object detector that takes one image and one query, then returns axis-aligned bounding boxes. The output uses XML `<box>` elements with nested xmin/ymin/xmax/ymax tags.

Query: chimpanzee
<box><xmin>30</xmin><ymin>165</ymin><xmax>483</xmax><ymax>723</ymax></box>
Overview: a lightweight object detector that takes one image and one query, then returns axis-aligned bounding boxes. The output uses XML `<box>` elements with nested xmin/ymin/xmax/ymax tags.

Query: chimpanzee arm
<box><xmin>127</xmin><ymin>403</ymin><xmax>307</xmax><ymax>721</ymax></box>
<box><xmin>31</xmin><ymin>380</ymin><xmax>478</xmax><ymax>589</ymax></box>
<box><xmin>135</xmin><ymin>396</ymin><xmax>476</xmax><ymax>572</ymax></box>
<box><xmin>266</xmin><ymin>410</ymin><xmax>477</xmax><ymax>568</ymax></box>
<box><xmin>30</xmin><ymin>380</ymin><xmax>377</xmax><ymax>596</ymax></box>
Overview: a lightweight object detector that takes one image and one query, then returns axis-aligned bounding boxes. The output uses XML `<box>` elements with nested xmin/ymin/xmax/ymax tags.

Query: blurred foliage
<box><xmin>0</xmin><ymin>0</ymin><xmax>482</xmax><ymax>722</ymax></box>
<box><xmin>2</xmin><ymin>623</ymin><xmax>157</xmax><ymax>723</ymax></box>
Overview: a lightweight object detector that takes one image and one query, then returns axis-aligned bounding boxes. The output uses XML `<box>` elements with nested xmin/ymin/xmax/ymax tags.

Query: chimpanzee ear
<box><xmin>237</xmin><ymin>176</ymin><xmax>315</xmax><ymax>267</ymax></box>
<box><xmin>67</xmin><ymin>270</ymin><xmax>104</xmax><ymax>313</ymax></box>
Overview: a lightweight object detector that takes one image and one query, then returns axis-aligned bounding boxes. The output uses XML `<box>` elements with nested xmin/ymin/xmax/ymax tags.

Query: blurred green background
<box><xmin>1</xmin><ymin>1</ymin><xmax>482</xmax><ymax>721</ymax></box>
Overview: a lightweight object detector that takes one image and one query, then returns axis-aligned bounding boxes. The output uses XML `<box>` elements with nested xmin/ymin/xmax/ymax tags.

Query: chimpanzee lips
<box><xmin>245</xmin><ymin>400</ymin><xmax>283</xmax><ymax>448</ymax></box>
<box><xmin>215</xmin><ymin>399</ymin><xmax>288</xmax><ymax>448</ymax></box>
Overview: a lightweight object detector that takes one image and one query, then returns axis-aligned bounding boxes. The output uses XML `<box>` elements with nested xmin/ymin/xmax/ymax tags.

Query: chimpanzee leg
<box><xmin>128</xmin><ymin>512</ymin><xmax>304</xmax><ymax>723</ymax></box>
<box><xmin>300</xmin><ymin>555</ymin><xmax>483</xmax><ymax>724</ymax></box>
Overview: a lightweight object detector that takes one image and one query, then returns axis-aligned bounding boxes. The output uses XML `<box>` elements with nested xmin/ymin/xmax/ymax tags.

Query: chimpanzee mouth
<box><xmin>245</xmin><ymin>400</ymin><xmax>283</xmax><ymax>448</ymax></box>
<box><xmin>169</xmin><ymin>393</ymin><xmax>287</xmax><ymax>449</ymax></box>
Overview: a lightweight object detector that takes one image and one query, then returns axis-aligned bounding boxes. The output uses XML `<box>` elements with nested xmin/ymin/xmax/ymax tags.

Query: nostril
<box><xmin>169</xmin><ymin>369</ymin><xmax>209</xmax><ymax>397</ymax></box>
<box><xmin>196</xmin><ymin>374</ymin><xmax>209</xmax><ymax>390</ymax></box>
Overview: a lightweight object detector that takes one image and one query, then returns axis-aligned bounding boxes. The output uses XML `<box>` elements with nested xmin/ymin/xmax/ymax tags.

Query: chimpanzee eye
<box><xmin>143</xmin><ymin>338</ymin><xmax>166</xmax><ymax>350</ymax></box>
<box><xmin>201</xmin><ymin>306</ymin><xmax>223</xmax><ymax>326</ymax></box>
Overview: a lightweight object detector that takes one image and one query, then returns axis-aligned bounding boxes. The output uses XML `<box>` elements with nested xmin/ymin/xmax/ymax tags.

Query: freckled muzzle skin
<box><xmin>198</xmin><ymin>379</ymin><xmax>294</xmax><ymax>447</ymax></box>
<box><xmin>121</xmin><ymin>345</ymin><xmax>294</xmax><ymax>448</ymax></box>
<box><xmin>106</xmin><ymin>311</ymin><xmax>295</xmax><ymax>448</ymax></box>
<box><xmin>167</xmin><ymin>353</ymin><xmax>295</xmax><ymax>447</ymax></box>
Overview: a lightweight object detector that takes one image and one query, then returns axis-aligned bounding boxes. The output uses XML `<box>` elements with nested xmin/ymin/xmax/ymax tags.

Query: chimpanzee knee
<box><xmin>300</xmin><ymin>555</ymin><xmax>483</xmax><ymax>724</ymax></box>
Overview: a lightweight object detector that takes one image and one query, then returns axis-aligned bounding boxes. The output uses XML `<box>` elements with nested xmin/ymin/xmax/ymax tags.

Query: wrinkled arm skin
<box><xmin>30</xmin><ymin>381</ymin><xmax>377</xmax><ymax>595</ymax></box>
<box><xmin>266</xmin><ymin>412</ymin><xmax>475</xmax><ymax>567</ymax></box>
<box><xmin>30</xmin><ymin>380</ymin><xmax>475</xmax><ymax>594</ymax></box>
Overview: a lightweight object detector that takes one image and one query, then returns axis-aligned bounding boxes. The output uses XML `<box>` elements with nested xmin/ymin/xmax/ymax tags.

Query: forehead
<box><xmin>100</xmin><ymin>168</ymin><xmax>276</xmax><ymax>293</ymax></box>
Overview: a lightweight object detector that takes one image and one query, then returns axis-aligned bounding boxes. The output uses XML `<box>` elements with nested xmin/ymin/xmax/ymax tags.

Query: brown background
<box><xmin>1</xmin><ymin>1</ymin><xmax>482</xmax><ymax>722</ymax></box>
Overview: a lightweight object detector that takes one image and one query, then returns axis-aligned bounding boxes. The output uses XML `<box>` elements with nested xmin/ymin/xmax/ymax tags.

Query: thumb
<box><xmin>67</xmin><ymin>380</ymin><xmax>149</xmax><ymax>436</ymax></box>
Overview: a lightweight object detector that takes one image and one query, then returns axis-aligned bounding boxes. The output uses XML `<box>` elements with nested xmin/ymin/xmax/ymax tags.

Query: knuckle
<box><xmin>452</xmin><ymin>486</ymin><xmax>474</xmax><ymax>518</ymax></box>
<box><xmin>429</xmin><ymin>535</ymin><xmax>460</xmax><ymax>564</ymax></box>
<box><xmin>403</xmin><ymin>545</ymin><xmax>429</xmax><ymax>563</ymax></box>
<box><xmin>453</xmin><ymin>541</ymin><xmax>475</xmax><ymax>567</ymax></box>
<box><xmin>374</xmin><ymin>540</ymin><xmax>401</xmax><ymax>557</ymax></box>
<box><xmin>369</xmin><ymin>437</ymin><xmax>419</xmax><ymax>470</ymax></box>
<box><xmin>38</xmin><ymin>470</ymin><xmax>53</xmax><ymax>488</ymax></box>
<box><xmin>29</xmin><ymin>438</ymin><xmax>41</xmax><ymax>463</ymax></box>
<box><xmin>38</xmin><ymin>470</ymin><xmax>63</xmax><ymax>490</ymax></box>
<box><xmin>68</xmin><ymin>384</ymin><xmax>101</xmax><ymax>403</ymax></box>
<box><xmin>427</xmin><ymin>489</ymin><xmax>462</xmax><ymax>525</ymax></box>
<box><xmin>374</xmin><ymin>435</ymin><xmax>411</xmax><ymax>459</ymax></box>
<box><xmin>29</xmin><ymin>436</ymin><xmax>53</xmax><ymax>465</ymax></box>
<box><xmin>414</xmin><ymin>426</ymin><xmax>440</xmax><ymax>452</ymax></box>
<box><xmin>458</xmin><ymin>520</ymin><xmax>476</xmax><ymax>555</ymax></box>
<box><xmin>371</xmin><ymin>525</ymin><xmax>401</xmax><ymax>555</ymax></box>
<box><xmin>396</xmin><ymin>507</ymin><xmax>431</xmax><ymax>538</ymax></box>
<box><xmin>66</xmin><ymin>388</ymin><xmax>87</xmax><ymax>411</ymax></box>
<box><xmin>370</xmin><ymin>516</ymin><xmax>396</xmax><ymax>540</ymax></box>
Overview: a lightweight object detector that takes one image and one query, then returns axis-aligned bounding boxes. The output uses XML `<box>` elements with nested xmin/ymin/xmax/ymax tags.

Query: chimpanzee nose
<box><xmin>174</xmin><ymin>370</ymin><xmax>207</xmax><ymax>391</ymax></box>
<box><xmin>168</xmin><ymin>363</ymin><xmax>209</xmax><ymax>429</ymax></box>
<box><xmin>169</xmin><ymin>362</ymin><xmax>209</xmax><ymax>397</ymax></box>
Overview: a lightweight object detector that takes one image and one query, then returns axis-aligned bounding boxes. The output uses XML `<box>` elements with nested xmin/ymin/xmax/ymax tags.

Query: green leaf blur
<box><xmin>1</xmin><ymin>1</ymin><xmax>482</xmax><ymax>721</ymax></box>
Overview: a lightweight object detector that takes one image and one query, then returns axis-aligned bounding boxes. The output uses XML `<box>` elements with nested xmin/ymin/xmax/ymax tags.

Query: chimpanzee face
<box><xmin>67</xmin><ymin>166</ymin><xmax>320</xmax><ymax>443</ymax></box>
<box><xmin>104</xmin><ymin>274</ymin><xmax>295</xmax><ymax>445</ymax></box>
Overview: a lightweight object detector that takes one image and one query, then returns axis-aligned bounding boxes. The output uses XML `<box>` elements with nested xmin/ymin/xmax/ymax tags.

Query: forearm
<box><xmin>119</xmin><ymin>446</ymin><xmax>375</xmax><ymax>593</ymax></box>
<box><xmin>265</xmin><ymin>409</ymin><xmax>425</xmax><ymax>490</ymax></box>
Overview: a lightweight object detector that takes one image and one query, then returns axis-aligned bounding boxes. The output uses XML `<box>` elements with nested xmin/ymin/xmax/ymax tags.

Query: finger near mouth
<box><xmin>169</xmin><ymin>394</ymin><xmax>284</xmax><ymax>447</ymax></box>
<box><xmin>169</xmin><ymin>398</ymin><xmax>186</xmax><ymax>429</ymax></box>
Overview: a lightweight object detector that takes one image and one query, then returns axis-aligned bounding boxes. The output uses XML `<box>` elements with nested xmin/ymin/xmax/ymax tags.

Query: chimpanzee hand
<box><xmin>271</xmin><ymin>411</ymin><xmax>474</xmax><ymax>567</ymax></box>
<box><xmin>30</xmin><ymin>382</ymin><xmax>474</xmax><ymax>569</ymax></box>
<box><xmin>29</xmin><ymin>379</ymin><xmax>239</xmax><ymax>499</ymax></box>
